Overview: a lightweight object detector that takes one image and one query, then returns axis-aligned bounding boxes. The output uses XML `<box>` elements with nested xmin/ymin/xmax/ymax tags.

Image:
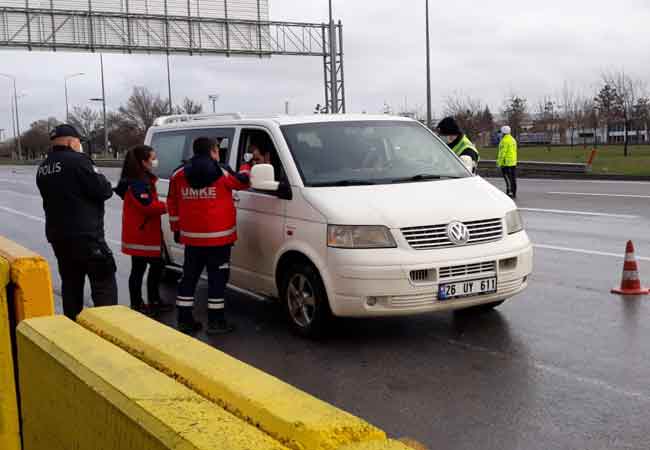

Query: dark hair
<box><xmin>251</xmin><ymin>140</ymin><xmax>271</xmax><ymax>157</ymax></box>
<box><xmin>120</xmin><ymin>145</ymin><xmax>154</xmax><ymax>181</ymax></box>
<box><xmin>193</xmin><ymin>137</ymin><xmax>217</xmax><ymax>156</ymax></box>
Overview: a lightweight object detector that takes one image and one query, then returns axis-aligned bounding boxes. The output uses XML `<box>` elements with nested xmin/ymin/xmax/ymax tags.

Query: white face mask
<box><xmin>150</xmin><ymin>159</ymin><xmax>160</xmax><ymax>169</ymax></box>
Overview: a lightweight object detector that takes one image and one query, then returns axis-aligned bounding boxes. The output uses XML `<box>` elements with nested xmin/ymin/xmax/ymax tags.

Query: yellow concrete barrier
<box><xmin>78</xmin><ymin>306</ymin><xmax>387</xmax><ymax>450</ymax></box>
<box><xmin>17</xmin><ymin>315</ymin><xmax>291</xmax><ymax>450</ymax></box>
<box><xmin>0</xmin><ymin>257</ymin><xmax>20</xmax><ymax>450</ymax></box>
<box><xmin>0</xmin><ymin>235</ymin><xmax>54</xmax><ymax>322</ymax></box>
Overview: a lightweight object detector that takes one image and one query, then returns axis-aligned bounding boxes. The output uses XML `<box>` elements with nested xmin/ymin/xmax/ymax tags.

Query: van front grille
<box><xmin>439</xmin><ymin>261</ymin><xmax>497</xmax><ymax>280</ymax></box>
<box><xmin>402</xmin><ymin>218</ymin><xmax>503</xmax><ymax>250</ymax></box>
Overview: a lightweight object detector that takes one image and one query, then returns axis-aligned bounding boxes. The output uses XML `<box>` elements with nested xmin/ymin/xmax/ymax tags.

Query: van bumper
<box><xmin>326</xmin><ymin>231</ymin><xmax>533</xmax><ymax>318</ymax></box>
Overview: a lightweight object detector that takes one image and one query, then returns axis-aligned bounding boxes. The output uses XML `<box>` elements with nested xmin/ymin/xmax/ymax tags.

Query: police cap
<box><xmin>49</xmin><ymin>124</ymin><xmax>82</xmax><ymax>141</ymax></box>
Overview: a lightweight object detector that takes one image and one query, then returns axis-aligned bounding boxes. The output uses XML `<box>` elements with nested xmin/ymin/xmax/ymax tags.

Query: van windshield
<box><xmin>281</xmin><ymin>121</ymin><xmax>470</xmax><ymax>187</ymax></box>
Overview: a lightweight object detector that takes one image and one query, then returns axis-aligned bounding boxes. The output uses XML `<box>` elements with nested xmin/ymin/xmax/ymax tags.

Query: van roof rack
<box><xmin>153</xmin><ymin>113</ymin><xmax>245</xmax><ymax>126</ymax></box>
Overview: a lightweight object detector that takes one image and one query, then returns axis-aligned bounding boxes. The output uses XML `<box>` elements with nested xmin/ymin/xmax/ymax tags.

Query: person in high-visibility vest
<box><xmin>497</xmin><ymin>125</ymin><xmax>518</xmax><ymax>198</ymax></box>
<box><xmin>436</xmin><ymin>117</ymin><xmax>480</xmax><ymax>173</ymax></box>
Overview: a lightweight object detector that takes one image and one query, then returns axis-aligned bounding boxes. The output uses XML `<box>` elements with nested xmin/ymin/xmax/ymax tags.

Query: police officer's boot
<box><xmin>207</xmin><ymin>310</ymin><xmax>236</xmax><ymax>335</ymax></box>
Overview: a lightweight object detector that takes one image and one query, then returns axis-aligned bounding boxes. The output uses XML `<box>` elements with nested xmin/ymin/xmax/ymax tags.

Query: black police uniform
<box><xmin>36</xmin><ymin>128</ymin><xmax>118</xmax><ymax>319</ymax></box>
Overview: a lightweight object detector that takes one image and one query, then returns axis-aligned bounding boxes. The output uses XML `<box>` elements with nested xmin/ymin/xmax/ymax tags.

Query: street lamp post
<box><xmin>99</xmin><ymin>54</ymin><xmax>109</xmax><ymax>156</ymax></box>
<box><xmin>0</xmin><ymin>73</ymin><xmax>22</xmax><ymax>159</ymax></box>
<box><xmin>166</xmin><ymin>54</ymin><xmax>173</xmax><ymax>114</ymax></box>
<box><xmin>425</xmin><ymin>0</ymin><xmax>432</xmax><ymax>129</ymax></box>
<box><xmin>90</xmin><ymin>98</ymin><xmax>108</xmax><ymax>157</ymax></box>
<box><xmin>208</xmin><ymin>94</ymin><xmax>219</xmax><ymax>113</ymax></box>
<box><xmin>64</xmin><ymin>72</ymin><xmax>85</xmax><ymax>122</ymax></box>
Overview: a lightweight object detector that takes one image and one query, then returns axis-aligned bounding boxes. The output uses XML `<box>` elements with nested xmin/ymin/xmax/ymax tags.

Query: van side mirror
<box><xmin>251</xmin><ymin>164</ymin><xmax>280</xmax><ymax>191</ymax></box>
<box><xmin>460</xmin><ymin>155</ymin><xmax>475</xmax><ymax>172</ymax></box>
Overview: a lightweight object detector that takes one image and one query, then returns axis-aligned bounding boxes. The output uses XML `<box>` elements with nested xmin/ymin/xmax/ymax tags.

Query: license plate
<box><xmin>438</xmin><ymin>277</ymin><xmax>497</xmax><ymax>300</ymax></box>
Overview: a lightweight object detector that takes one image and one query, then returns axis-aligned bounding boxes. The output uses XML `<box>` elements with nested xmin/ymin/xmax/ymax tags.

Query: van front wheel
<box><xmin>280</xmin><ymin>263</ymin><xmax>331</xmax><ymax>338</ymax></box>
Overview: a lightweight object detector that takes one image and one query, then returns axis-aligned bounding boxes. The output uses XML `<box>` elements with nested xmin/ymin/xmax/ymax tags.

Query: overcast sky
<box><xmin>1</xmin><ymin>0</ymin><xmax>650</xmax><ymax>137</ymax></box>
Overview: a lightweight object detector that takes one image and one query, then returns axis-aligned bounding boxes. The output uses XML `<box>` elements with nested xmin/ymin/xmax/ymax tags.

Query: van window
<box><xmin>187</xmin><ymin>128</ymin><xmax>235</xmax><ymax>163</ymax></box>
<box><xmin>237</xmin><ymin>129</ymin><xmax>286</xmax><ymax>184</ymax></box>
<box><xmin>151</xmin><ymin>132</ymin><xmax>189</xmax><ymax>179</ymax></box>
<box><xmin>151</xmin><ymin>127</ymin><xmax>236</xmax><ymax>179</ymax></box>
<box><xmin>281</xmin><ymin>121</ymin><xmax>469</xmax><ymax>186</ymax></box>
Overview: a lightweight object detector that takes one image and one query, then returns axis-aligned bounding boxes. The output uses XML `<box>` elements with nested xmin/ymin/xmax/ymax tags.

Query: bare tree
<box><xmin>559</xmin><ymin>83</ymin><xmax>586</xmax><ymax>148</ymax></box>
<box><xmin>117</xmin><ymin>86</ymin><xmax>170</xmax><ymax>136</ymax></box>
<box><xmin>502</xmin><ymin>95</ymin><xmax>528</xmax><ymax>138</ymax></box>
<box><xmin>443</xmin><ymin>94</ymin><xmax>489</xmax><ymax>140</ymax></box>
<box><xmin>535</xmin><ymin>96</ymin><xmax>558</xmax><ymax>144</ymax></box>
<box><xmin>601</xmin><ymin>71</ymin><xmax>647</xmax><ymax>156</ymax></box>
<box><xmin>634</xmin><ymin>97</ymin><xmax>650</xmax><ymax>143</ymax></box>
<box><xmin>22</xmin><ymin>117</ymin><xmax>59</xmax><ymax>159</ymax></box>
<box><xmin>594</xmin><ymin>83</ymin><xmax>620</xmax><ymax>146</ymax></box>
<box><xmin>68</xmin><ymin>106</ymin><xmax>102</xmax><ymax>138</ymax></box>
<box><xmin>175</xmin><ymin>97</ymin><xmax>203</xmax><ymax>115</ymax></box>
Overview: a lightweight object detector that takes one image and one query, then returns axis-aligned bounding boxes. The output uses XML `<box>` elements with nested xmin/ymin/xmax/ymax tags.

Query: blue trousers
<box><xmin>177</xmin><ymin>245</ymin><xmax>231</xmax><ymax>323</ymax></box>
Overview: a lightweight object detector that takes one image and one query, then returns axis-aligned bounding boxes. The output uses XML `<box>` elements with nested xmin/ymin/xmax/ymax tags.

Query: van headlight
<box><xmin>505</xmin><ymin>210</ymin><xmax>524</xmax><ymax>234</ymax></box>
<box><xmin>327</xmin><ymin>225</ymin><xmax>397</xmax><ymax>249</ymax></box>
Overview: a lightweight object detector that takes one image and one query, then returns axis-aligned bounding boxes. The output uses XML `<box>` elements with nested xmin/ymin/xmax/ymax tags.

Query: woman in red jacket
<box><xmin>115</xmin><ymin>145</ymin><xmax>170</xmax><ymax>315</ymax></box>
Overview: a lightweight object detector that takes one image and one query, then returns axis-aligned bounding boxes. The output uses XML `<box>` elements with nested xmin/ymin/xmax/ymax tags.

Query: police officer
<box><xmin>436</xmin><ymin>117</ymin><xmax>480</xmax><ymax>172</ymax></box>
<box><xmin>167</xmin><ymin>137</ymin><xmax>250</xmax><ymax>335</ymax></box>
<box><xmin>497</xmin><ymin>125</ymin><xmax>518</xmax><ymax>198</ymax></box>
<box><xmin>36</xmin><ymin>124</ymin><xmax>118</xmax><ymax>319</ymax></box>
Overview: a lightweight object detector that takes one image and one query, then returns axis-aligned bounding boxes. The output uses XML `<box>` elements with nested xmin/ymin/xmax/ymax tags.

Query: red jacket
<box><xmin>168</xmin><ymin>156</ymin><xmax>250</xmax><ymax>247</ymax></box>
<box><xmin>115</xmin><ymin>175</ymin><xmax>167</xmax><ymax>257</ymax></box>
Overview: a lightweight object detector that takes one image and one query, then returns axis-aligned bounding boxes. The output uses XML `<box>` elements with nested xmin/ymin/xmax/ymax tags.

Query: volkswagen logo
<box><xmin>447</xmin><ymin>221</ymin><xmax>470</xmax><ymax>245</ymax></box>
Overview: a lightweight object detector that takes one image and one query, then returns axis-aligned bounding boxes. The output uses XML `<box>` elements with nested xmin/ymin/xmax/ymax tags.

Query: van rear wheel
<box><xmin>280</xmin><ymin>263</ymin><xmax>331</xmax><ymax>338</ymax></box>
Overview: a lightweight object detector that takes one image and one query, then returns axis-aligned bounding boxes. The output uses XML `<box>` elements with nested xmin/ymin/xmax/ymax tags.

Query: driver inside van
<box><xmin>248</xmin><ymin>142</ymin><xmax>272</xmax><ymax>166</ymax></box>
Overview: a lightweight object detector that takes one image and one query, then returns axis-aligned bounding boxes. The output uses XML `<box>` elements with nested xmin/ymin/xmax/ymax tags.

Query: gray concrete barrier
<box><xmin>478</xmin><ymin>160</ymin><xmax>588</xmax><ymax>178</ymax></box>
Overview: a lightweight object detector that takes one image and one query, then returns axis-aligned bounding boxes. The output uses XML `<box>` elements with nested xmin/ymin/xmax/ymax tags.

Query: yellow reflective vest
<box><xmin>497</xmin><ymin>134</ymin><xmax>518</xmax><ymax>167</ymax></box>
<box><xmin>451</xmin><ymin>135</ymin><xmax>480</xmax><ymax>162</ymax></box>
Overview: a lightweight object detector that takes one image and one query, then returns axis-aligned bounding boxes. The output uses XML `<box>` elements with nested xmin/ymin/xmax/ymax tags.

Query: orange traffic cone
<box><xmin>611</xmin><ymin>241</ymin><xmax>649</xmax><ymax>295</ymax></box>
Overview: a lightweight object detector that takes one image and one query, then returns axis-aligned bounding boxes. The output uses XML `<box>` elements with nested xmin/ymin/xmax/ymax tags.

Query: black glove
<box><xmin>174</xmin><ymin>231</ymin><xmax>181</xmax><ymax>244</ymax></box>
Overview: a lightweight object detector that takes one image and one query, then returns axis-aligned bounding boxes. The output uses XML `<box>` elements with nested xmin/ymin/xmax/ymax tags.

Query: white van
<box><xmin>146</xmin><ymin>113</ymin><xmax>533</xmax><ymax>337</ymax></box>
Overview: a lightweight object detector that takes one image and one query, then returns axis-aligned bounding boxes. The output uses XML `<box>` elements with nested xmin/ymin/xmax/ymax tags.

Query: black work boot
<box><xmin>151</xmin><ymin>300</ymin><xmax>174</xmax><ymax>314</ymax></box>
<box><xmin>207</xmin><ymin>310</ymin><xmax>236</xmax><ymax>335</ymax></box>
<box><xmin>177</xmin><ymin>307</ymin><xmax>202</xmax><ymax>334</ymax></box>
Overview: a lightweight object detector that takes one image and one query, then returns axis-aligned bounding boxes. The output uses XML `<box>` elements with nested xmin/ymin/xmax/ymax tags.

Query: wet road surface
<box><xmin>1</xmin><ymin>165</ymin><xmax>649</xmax><ymax>450</ymax></box>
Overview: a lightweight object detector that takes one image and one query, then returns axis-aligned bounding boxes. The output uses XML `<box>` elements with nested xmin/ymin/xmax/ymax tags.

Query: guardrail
<box><xmin>478</xmin><ymin>160</ymin><xmax>588</xmax><ymax>178</ymax></box>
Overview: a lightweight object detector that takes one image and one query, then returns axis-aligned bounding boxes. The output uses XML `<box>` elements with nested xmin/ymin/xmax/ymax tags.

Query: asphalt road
<box><xmin>1</xmin><ymin>165</ymin><xmax>649</xmax><ymax>450</ymax></box>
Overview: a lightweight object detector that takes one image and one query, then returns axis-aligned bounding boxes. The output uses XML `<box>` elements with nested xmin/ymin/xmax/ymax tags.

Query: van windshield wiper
<box><xmin>310</xmin><ymin>179</ymin><xmax>377</xmax><ymax>187</ymax></box>
<box><xmin>390</xmin><ymin>174</ymin><xmax>458</xmax><ymax>183</ymax></box>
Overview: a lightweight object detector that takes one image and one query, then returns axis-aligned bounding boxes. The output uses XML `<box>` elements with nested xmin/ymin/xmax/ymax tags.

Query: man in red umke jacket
<box><xmin>168</xmin><ymin>137</ymin><xmax>250</xmax><ymax>334</ymax></box>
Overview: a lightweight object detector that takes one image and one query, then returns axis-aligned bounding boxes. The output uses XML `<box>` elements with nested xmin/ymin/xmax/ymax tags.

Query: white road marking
<box><xmin>0</xmin><ymin>205</ymin><xmax>45</xmax><ymax>223</ymax></box>
<box><xmin>0</xmin><ymin>189</ymin><xmax>41</xmax><ymax>199</ymax></box>
<box><xmin>0</xmin><ymin>205</ymin><xmax>121</xmax><ymax>246</ymax></box>
<box><xmin>0</xmin><ymin>178</ymin><xmax>34</xmax><ymax>186</ymax></box>
<box><xmin>548</xmin><ymin>191</ymin><xmax>650</xmax><ymax>199</ymax></box>
<box><xmin>520</xmin><ymin>207</ymin><xmax>638</xmax><ymax>219</ymax></box>
<box><xmin>534</xmin><ymin>244</ymin><xmax>650</xmax><ymax>262</ymax></box>
<box><xmin>449</xmin><ymin>339</ymin><xmax>650</xmax><ymax>402</ymax></box>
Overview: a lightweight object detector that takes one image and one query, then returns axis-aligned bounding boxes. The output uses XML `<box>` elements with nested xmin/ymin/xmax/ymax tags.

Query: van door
<box><xmin>230</xmin><ymin>128</ymin><xmax>289</xmax><ymax>296</ymax></box>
